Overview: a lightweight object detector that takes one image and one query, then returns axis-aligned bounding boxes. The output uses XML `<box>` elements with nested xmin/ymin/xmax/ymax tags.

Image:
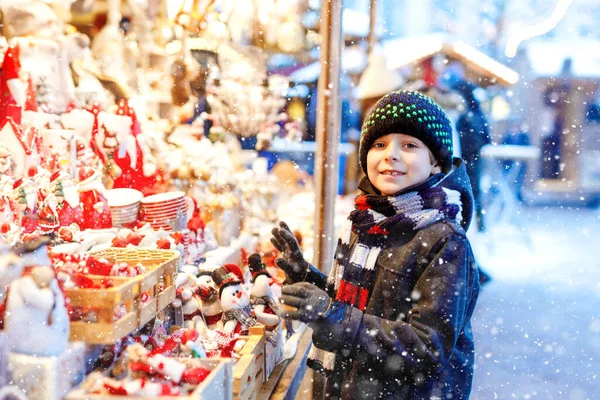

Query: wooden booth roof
<box><xmin>383</xmin><ymin>34</ymin><xmax>519</xmax><ymax>87</ymax></box>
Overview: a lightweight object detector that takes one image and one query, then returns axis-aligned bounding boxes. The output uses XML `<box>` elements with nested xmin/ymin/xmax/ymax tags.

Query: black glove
<box><xmin>278</xmin><ymin>282</ymin><xmax>332</xmax><ymax>324</ymax></box>
<box><xmin>271</xmin><ymin>221</ymin><xmax>309</xmax><ymax>284</ymax></box>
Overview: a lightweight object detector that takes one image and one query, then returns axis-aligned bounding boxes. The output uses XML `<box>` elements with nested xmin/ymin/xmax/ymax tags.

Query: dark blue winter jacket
<box><xmin>306</xmin><ymin>158</ymin><xmax>480</xmax><ymax>399</ymax></box>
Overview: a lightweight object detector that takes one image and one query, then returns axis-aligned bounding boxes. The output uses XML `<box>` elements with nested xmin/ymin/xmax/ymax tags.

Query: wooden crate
<box><xmin>238</xmin><ymin>326</ymin><xmax>266</xmax><ymax>385</ymax></box>
<box><xmin>264</xmin><ymin>323</ymin><xmax>284</xmax><ymax>380</ymax></box>
<box><xmin>89</xmin><ymin>248</ymin><xmax>180</xmax><ymax>328</ymax></box>
<box><xmin>65</xmin><ymin>358</ymin><xmax>232</xmax><ymax>400</ymax></box>
<box><xmin>226</xmin><ymin>325</ymin><xmax>267</xmax><ymax>400</ymax></box>
<box><xmin>67</xmin><ymin>249</ymin><xmax>180</xmax><ymax>344</ymax></box>
<box><xmin>66</xmin><ymin>276</ymin><xmax>139</xmax><ymax>344</ymax></box>
<box><xmin>231</xmin><ymin>354</ymin><xmax>256</xmax><ymax>400</ymax></box>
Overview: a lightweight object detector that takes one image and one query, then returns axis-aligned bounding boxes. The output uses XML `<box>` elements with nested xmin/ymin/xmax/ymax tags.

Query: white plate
<box><xmin>105</xmin><ymin>188</ymin><xmax>143</xmax><ymax>207</ymax></box>
<box><xmin>140</xmin><ymin>191</ymin><xmax>185</xmax><ymax>205</ymax></box>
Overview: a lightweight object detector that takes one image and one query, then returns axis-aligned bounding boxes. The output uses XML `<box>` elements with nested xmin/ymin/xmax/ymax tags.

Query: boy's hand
<box><xmin>278</xmin><ymin>282</ymin><xmax>332</xmax><ymax>324</ymax></box>
<box><xmin>271</xmin><ymin>221</ymin><xmax>309</xmax><ymax>284</ymax></box>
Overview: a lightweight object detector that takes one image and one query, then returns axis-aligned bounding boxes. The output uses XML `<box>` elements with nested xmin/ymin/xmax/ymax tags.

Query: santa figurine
<box><xmin>194</xmin><ymin>269</ymin><xmax>223</xmax><ymax>330</ymax></box>
<box><xmin>248</xmin><ymin>253</ymin><xmax>280</xmax><ymax>328</ymax></box>
<box><xmin>76</xmin><ymin>166</ymin><xmax>112</xmax><ymax>229</ymax></box>
<box><xmin>11</xmin><ymin>177</ymin><xmax>38</xmax><ymax>233</ymax></box>
<box><xmin>3</xmin><ymin>236</ymin><xmax>70</xmax><ymax>356</ymax></box>
<box><xmin>36</xmin><ymin>192</ymin><xmax>60</xmax><ymax>235</ymax></box>
<box><xmin>48</xmin><ymin>170</ymin><xmax>84</xmax><ymax>227</ymax></box>
<box><xmin>212</xmin><ymin>263</ymin><xmax>259</xmax><ymax>335</ymax></box>
<box><xmin>111</xmin><ymin>100</ymin><xmax>158</xmax><ymax>195</ymax></box>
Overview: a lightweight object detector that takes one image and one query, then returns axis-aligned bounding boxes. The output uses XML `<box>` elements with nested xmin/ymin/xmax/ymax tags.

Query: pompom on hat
<box><xmin>247</xmin><ymin>253</ymin><xmax>269</xmax><ymax>283</ymax></box>
<box><xmin>359</xmin><ymin>90</ymin><xmax>454</xmax><ymax>174</ymax></box>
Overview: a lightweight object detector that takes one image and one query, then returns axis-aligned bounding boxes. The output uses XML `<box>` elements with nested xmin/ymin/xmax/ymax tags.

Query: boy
<box><xmin>271</xmin><ymin>91</ymin><xmax>480</xmax><ymax>399</ymax></box>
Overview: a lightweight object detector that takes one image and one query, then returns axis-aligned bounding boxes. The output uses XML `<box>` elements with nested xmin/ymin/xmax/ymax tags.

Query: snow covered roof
<box><xmin>383</xmin><ymin>34</ymin><xmax>519</xmax><ymax>87</ymax></box>
<box><xmin>525</xmin><ymin>39</ymin><xmax>600</xmax><ymax>78</ymax></box>
<box><xmin>0</xmin><ymin>120</ymin><xmax>39</xmax><ymax>155</ymax></box>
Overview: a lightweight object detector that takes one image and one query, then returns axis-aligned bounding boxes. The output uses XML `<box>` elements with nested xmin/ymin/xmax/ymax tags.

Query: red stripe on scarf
<box><xmin>357</xmin><ymin>288</ymin><xmax>369</xmax><ymax>311</ymax></box>
<box><xmin>355</xmin><ymin>196</ymin><xmax>370</xmax><ymax>210</ymax></box>
<box><xmin>336</xmin><ymin>280</ymin><xmax>358</xmax><ymax>304</ymax></box>
<box><xmin>336</xmin><ymin>280</ymin><xmax>370</xmax><ymax>311</ymax></box>
<box><xmin>367</xmin><ymin>225</ymin><xmax>388</xmax><ymax>235</ymax></box>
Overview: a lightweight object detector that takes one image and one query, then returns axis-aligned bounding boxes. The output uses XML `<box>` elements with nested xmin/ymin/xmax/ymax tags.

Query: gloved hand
<box><xmin>278</xmin><ymin>282</ymin><xmax>332</xmax><ymax>325</ymax></box>
<box><xmin>271</xmin><ymin>221</ymin><xmax>309</xmax><ymax>284</ymax></box>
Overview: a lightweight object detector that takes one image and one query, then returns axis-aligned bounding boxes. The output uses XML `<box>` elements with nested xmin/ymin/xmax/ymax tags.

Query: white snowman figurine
<box><xmin>194</xmin><ymin>269</ymin><xmax>223</xmax><ymax>331</ymax></box>
<box><xmin>0</xmin><ymin>245</ymin><xmax>24</xmax><ymax>305</ymax></box>
<box><xmin>4</xmin><ymin>237</ymin><xmax>70</xmax><ymax>356</ymax></box>
<box><xmin>212</xmin><ymin>264</ymin><xmax>258</xmax><ymax>335</ymax></box>
<box><xmin>248</xmin><ymin>253</ymin><xmax>280</xmax><ymax>328</ymax></box>
<box><xmin>173</xmin><ymin>272</ymin><xmax>200</xmax><ymax>328</ymax></box>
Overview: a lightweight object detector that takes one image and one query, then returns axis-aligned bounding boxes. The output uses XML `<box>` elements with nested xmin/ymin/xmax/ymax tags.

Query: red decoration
<box><xmin>110</xmin><ymin>99</ymin><xmax>158</xmax><ymax>195</ymax></box>
<box><xmin>156</xmin><ymin>237</ymin><xmax>171</xmax><ymax>249</ymax></box>
<box><xmin>0</xmin><ymin>44</ymin><xmax>23</xmax><ymax>128</ymax></box>
<box><xmin>24</xmin><ymin>76</ymin><xmax>38</xmax><ymax>112</ymax></box>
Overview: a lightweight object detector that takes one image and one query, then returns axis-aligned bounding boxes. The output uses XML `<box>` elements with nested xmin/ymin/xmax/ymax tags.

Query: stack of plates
<box><xmin>105</xmin><ymin>188</ymin><xmax>143</xmax><ymax>227</ymax></box>
<box><xmin>140</xmin><ymin>191</ymin><xmax>190</xmax><ymax>231</ymax></box>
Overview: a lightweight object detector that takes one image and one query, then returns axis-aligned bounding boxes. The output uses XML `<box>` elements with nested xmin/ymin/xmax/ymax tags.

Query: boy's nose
<box><xmin>385</xmin><ymin>147</ymin><xmax>402</xmax><ymax>162</ymax></box>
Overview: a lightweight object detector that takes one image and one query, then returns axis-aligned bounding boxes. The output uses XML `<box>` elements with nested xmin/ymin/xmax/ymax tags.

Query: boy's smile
<box><xmin>367</xmin><ymin>133</ymin><xmax>441</xmax><ymax>196</ymax></box>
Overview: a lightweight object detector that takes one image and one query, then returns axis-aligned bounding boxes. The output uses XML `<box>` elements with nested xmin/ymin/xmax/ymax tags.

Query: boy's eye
<box><xmin>372</xmin><ymin>142</ymin><xmax>385</xmax><ymax>149</ymax></box>
<box><xmin>404</xmin><ymin>143</ymin><xmax>418</xmax><ymax>149</ymax></box>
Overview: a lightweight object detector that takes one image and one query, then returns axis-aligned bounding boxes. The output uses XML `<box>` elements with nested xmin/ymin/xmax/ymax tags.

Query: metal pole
<box><xmin>367</xmin><ymin>0</ymin><xmax>377</xmax><ymax>54</ymax></box>
<box><xmin>313</xmin><ymin>0</ymin><xmax>343</xmax><ymax>275</ymax></box>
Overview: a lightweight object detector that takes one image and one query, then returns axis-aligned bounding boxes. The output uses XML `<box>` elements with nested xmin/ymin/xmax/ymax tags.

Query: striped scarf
<box><xmin>307</xmin><ymin>186</ymin><xmax>462</xmax><ymax>375</ymax></box>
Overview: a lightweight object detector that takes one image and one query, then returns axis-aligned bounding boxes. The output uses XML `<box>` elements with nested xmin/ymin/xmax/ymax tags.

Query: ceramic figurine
<box><xmin>4</xmin><ymin>237</ymin><xmax>70</xmax><ymax>356</ymax></box>
<box><xmin>212</xmin><ymin>263</ymin><xmax>259</xmax><ymax>335</ymax></box>
<box><xmin>48</xmin><ymin>170</ymin><xmax>84</xmax><ymax>228</ymax></box>
<box><xmin>11</xmin><ymin>177</ymin><xmax>38</xmax><ymax>233</ymax></box>
<box><xmin>0</xmin><ymin>244</ymin><xmax>24</xmax><ymax>304</ymax></box>
<box><xmin>248</xmin><ymin>253</ymin><xmax>280</xmax><ymax>328</ymax></box>
<box><xmin>0</xmin><ymin>145</ymin><xmax>16</xmax><ymax>177</ymax></box>
<box><xmin>76</xmin><ymin>166</ymin><xmax>112</xmax><ymax>230</ymax></box>
<box><xmin>36</xmin><ymin>193</ymin><xmax>60</xmax><ymax>234</ymax></box>
<box><xmin>0</xmin><ymin>44</ymin><xmax>25</xmax><ymax>128</ymax></box>
<box><xmin>111</xmin><ymin>100</ymin><xmax>158</xmax><ymax>195</ymax></box>
<box><xmin>2</xmin><ymin>1</ymin><xmax>77</xmax><ymax>113</ymax></box>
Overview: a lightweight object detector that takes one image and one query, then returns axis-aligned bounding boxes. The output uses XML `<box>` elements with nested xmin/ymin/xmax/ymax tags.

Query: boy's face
<box><xmin>366</xmin><ymin>133</ymin><xmax>441</xmax><ymax>196</ymax></box>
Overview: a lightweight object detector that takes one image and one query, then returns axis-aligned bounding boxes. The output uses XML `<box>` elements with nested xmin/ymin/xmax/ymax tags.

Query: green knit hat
<box><xmin>359</xmin><ymin>90</ymin><xmax>454</xmax><ymax>174</ymax></box>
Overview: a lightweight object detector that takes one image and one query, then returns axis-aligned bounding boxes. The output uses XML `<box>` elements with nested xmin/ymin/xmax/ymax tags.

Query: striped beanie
<box><xmin>359</xmin><ymin>90</ymin><xmax>454</xmax><ymax>173</ymax></box>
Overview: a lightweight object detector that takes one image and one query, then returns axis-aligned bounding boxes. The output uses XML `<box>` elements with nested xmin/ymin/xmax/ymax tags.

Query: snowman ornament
<box><xmin>248</xmin><ymin>253</ymin><xmax>280</xmax><ymax>328</ymax></box>
<box><xmin>4</xmin><ymin>237</ymin><xmax>70</xmax><ymax>356</ymax></box>
<box><xmin>173</xmin><ymin>272</ymin><xmax>200</xmax><ymax>328</ymax></box>
<box><xmin>212</xmin><ymin>264</ymin><xmax>258</xmax><ymax>335</ymax></box>
<box><xmin>194</xmin><ymin>269</ymin><xmax>223</xmax><ymax>331</ymax></box>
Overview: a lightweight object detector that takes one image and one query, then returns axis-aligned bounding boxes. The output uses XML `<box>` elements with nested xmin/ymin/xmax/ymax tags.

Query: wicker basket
<box><xmin>66</xmin><ymin>248</ymin><xmax>181</xmax><ymax>344</ymax></box>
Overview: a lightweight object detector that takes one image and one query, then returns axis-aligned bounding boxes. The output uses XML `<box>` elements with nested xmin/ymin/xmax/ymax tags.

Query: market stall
<box><xmin>0</xmin><ymin>0</ymin><xmax>342</xmax><ymax>398</ymax></box>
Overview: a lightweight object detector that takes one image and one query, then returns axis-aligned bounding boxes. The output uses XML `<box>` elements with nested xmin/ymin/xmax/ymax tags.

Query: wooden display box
<box><xmin>7</xmin><ymin>343</ymin><xmax>86</xmax><ymax>400</ymax></box>
<box><xmin>66</xmin><ymin>248</ymin><xmax>180</xmax><ymax>344</ymax></box>
<box><xmin>66</xmin><ymin>358</ymin><xmax>232</xmax><ymax>400</ymax></box>
<box><xmin>229</xmin><ymin>325</ymin><xmax>267</xmax><ymax>400</ymax></box>
<box><xmin>66</xmin><ymin>276</ymin><xmax>139</xmax><ymax>344</ymax></box>
<box><xmin>264</xmin><ymin>323</ymin><xmax>284</xmax><ymax>380</ymax></box>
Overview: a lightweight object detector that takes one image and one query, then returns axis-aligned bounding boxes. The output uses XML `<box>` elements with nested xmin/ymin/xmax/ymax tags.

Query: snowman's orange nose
<box><xmin>236</xmin><ymin>291</ymin><xmax>243</xmax><ymax>299</ymax></box>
